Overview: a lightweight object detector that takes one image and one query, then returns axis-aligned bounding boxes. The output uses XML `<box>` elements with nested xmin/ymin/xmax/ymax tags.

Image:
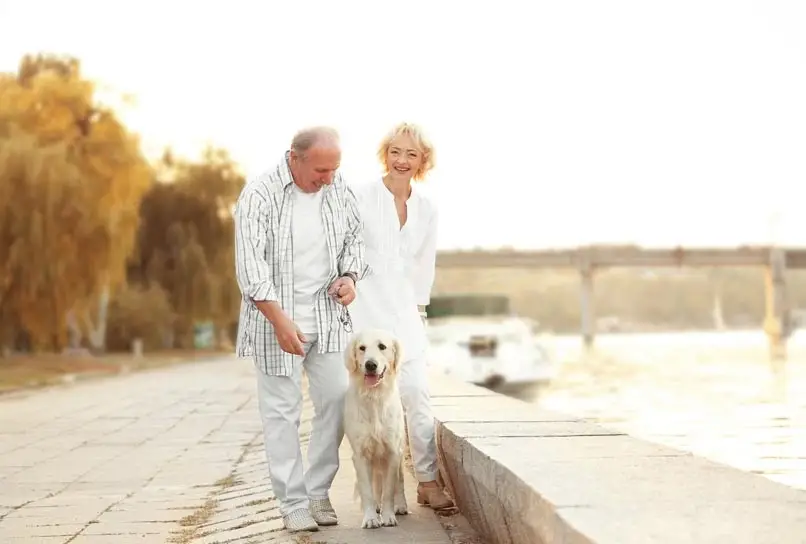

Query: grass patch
<box><xmin>169</xmin><ymin>498</ymin><xmax>219</xmax><ymax>543</ymax></box>
<box><xmin>214</xmin><ymin>474</ymin><xmax>242</xmax><ymax>489</ymax></box>
<box><xmin>291</xmin><ymin>535</ymin><xmax>329</xmax><ymax>544</ymax></box>
<box><xmin>244</xmin><ymin>498</ymin><xmax>271</xmax><ymax>507</ymax></box>
<box><xmin>168</xmin><ymin>468</ymin><xmax>247</xmax><ymax>543</ymax></box>
<box><xmin>230</xmin><ymin>519</ymin><xmax>261</xmax><ymax>530</ymax></box>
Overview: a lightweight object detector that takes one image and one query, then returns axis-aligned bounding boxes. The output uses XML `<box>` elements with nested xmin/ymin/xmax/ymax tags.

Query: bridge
<box><xmin>435</xmin><ymin>245</ymin><xmax>806</xmax><ymax>359</ymax></box>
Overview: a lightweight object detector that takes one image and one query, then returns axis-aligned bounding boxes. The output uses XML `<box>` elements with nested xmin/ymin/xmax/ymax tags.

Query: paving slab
<box><xmin>0</xmin><ymin>357</ymin><xmax>465</xmax><ymax>543</ymax></box>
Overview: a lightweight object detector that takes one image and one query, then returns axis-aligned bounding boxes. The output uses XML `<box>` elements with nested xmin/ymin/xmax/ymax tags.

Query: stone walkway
<box><xmin>0</xmin><ymin>357</ymin><xmax>457</xmax><ymax>543</ymax></box>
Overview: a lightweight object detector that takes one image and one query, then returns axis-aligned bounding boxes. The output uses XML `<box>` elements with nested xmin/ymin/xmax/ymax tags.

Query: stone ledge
<box><xmin>429</xmin><ymin>371</ymin><xmax>806</xmax><ymax>544</ymax></box>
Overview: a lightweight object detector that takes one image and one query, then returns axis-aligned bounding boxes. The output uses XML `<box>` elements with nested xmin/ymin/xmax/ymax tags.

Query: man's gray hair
<box><xmin>290</xmin><ymin>126</ymin><xmax>340</xmax><ymax>157</ymax></box>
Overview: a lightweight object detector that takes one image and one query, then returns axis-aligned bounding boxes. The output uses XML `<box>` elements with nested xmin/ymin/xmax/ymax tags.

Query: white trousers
<box><xmin>398</xmin><ymin>356</ymin><xmax>438</xmax><ymax>482</ymax></box>
<box><xmin>255</xmin><ymin>334</ymin><xmax>348</xmax><ymax>515</ymax></box>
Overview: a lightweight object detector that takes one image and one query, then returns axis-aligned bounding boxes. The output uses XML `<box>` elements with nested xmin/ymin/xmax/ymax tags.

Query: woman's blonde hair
<box><xmin>376</xmin><ymin>122</ymin><xmax>435</xmax><ymax>182</ymax></box>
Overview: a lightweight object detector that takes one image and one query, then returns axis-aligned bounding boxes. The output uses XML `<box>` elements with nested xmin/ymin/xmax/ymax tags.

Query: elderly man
<box><xmin>233</xmin><ymin>126</ymin><xmax>369</xmax><ymax>533</ymax></box>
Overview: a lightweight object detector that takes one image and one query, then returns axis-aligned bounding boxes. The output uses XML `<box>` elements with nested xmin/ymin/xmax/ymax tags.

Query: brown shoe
<box><xmin>416</xmin><ymin>483</ymin><xmax>454</xmax><ymax>510</ymax></box>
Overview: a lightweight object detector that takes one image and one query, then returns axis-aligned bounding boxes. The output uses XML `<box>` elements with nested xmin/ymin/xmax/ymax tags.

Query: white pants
<box><xmin>398</xmin><ymin>356</ymin><xmax>438</xmax><ymax>482</ymax></box>
<box><xmin>255</xmin><ymin>334</ymin><xmax>348</xmax><ymax>515</ymax></box>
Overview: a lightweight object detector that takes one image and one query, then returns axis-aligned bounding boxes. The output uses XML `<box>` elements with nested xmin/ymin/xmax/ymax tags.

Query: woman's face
<box><xmin>385</xmin><ymin>133</ymin><xmax>423</xmax><ymax>182</ymax></box>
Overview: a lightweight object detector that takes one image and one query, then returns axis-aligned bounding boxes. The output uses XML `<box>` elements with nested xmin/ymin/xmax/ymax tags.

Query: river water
<box><xmin>533</xmin><ymin>330</ymin><xmax>806</xmax><ymax>491</ymax></box>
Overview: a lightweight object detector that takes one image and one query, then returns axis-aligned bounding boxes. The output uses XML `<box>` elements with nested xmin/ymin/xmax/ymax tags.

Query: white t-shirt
<box><xmin>291</xmin><ymin>185</ymin><xmax>331</xmax><ymax>335</ymax></box>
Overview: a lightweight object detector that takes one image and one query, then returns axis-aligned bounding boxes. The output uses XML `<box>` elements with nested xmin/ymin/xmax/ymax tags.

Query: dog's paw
<box><xmin>361</xmin><ymin>514</ymin><xmax>382</xmax><ymax>529</ymax></box>
<box><xmin>394</xmin><ymin>502</ymin><xmax>409</xmax><ymax>516</ymax></box>
<box><xmin>381</xmin><ymin>512</ymin><xmax>398</xmax><ymax>527</ymax></box>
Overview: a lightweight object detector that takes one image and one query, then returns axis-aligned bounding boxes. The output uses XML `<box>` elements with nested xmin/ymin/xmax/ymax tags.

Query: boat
<box><xmin>424</xmin><ymin>294</ymin><xmax>555</xmax><ymax>401</ymax></box>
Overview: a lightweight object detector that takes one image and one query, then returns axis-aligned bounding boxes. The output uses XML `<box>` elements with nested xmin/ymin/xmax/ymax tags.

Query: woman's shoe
<box><xmin>416</xmin><ymin>482</ymin><xmax>454</xmax><ymax>510</ymax></box>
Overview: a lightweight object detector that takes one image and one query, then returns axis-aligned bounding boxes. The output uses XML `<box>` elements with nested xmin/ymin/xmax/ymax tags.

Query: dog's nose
<box><xmin>365</xmin><ymin>360</ymin><xmax>377</xmax><ymax>372</ymax></box>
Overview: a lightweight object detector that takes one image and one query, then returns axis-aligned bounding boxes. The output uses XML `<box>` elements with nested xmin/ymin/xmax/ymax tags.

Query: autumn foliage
<box><xmin>0</xmin><ymin>54</ymin><xmax>243</xmax><ymax>354</ymax></box>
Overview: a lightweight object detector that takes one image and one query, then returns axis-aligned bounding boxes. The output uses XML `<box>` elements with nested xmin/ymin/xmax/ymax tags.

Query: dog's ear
<box><xmin>344</xmin><ymin>335</ymin><xmax>360</xmax><ymax>374</ymax></box>
<box><xmin>389</xmin><ymin>337</ymin><xmax>403</xmax><ymax>374</ymax></box>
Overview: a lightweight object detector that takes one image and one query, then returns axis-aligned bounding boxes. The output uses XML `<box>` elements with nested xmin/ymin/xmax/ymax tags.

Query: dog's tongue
<box><xmin>364</xmin><ymin>374</ymin><xmax>380</xmax><ymax>387</ymax></box>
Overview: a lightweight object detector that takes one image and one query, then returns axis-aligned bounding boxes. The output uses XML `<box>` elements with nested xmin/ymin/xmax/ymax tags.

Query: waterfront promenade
<box><xmin>0</xmin><ymin>358</ymin><xmax>469</xmax><ymax>543</ymax></box>
<box><xmin>2</xmin><ymin>340</ymin><xmax>806</xmax><ymax>543</ymax></box>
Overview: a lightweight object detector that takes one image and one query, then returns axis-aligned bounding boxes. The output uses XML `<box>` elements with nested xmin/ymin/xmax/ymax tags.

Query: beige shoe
<box><xmin>416</xmin><ymin>483</ymin><xmax>455</xmax><ymax>510</ymax></box>
<box><xmin>309</xmin><ymin>497</ymin><xmax>338</xmax><ymax>526</ymax></box>
<box><xmin>283</xmin><ymin>508</ymin><xmax>319</xmax><ymax>532</ymax></box>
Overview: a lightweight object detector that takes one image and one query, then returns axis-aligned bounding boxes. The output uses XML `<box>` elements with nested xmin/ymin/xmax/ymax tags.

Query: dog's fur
<box><xmin>343</xmin><ymin>328</ymin><xmax>409</xmax><ymax>529</ymax></box>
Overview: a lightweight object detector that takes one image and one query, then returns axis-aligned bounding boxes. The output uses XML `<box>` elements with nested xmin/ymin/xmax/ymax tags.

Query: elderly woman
<box><xmin>348</xmin><ymin>122</ymin><xmax>453</xmax><ymax>510</ymax></box>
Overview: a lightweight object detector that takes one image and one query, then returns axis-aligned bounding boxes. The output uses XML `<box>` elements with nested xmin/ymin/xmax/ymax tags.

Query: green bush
<box><xmin>106</xmin><ymin>284</ymin><xmax>175</xmax><ymax>352</ymax></box>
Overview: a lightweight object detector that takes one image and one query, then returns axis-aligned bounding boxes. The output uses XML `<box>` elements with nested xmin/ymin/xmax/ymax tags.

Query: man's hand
<box><xmin>254</xmin><ymin>300</ymin><xmax>306</xmax><ymax>356</ymax></box>
<box><xmin>273</xmin><ymin>316</ymin><xmax>307</xmax><ymax>356</ymax></box>
<box><xmin>328</xmin><ymin>275</ymin><xmax>356</xmax><ymax>306</ymax></box>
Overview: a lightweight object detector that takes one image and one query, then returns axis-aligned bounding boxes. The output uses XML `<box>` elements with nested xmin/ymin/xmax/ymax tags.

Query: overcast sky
<box><xmin>1</xmin><ymin>0</ymin><xmax>805</xmax><ymax>250</ymax></box>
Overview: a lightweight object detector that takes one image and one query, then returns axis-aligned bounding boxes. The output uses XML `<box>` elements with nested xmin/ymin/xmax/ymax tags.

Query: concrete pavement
<box><xmin>0</xmin><ymin>357</ymin><xmax>461</xmax><ymax>543</ymax></box>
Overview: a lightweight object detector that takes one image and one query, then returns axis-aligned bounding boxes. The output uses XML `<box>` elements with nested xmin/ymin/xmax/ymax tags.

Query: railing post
<box><xmin>579</xmin><ymin>250</ymin><xmax>596</xmax><ymax>350</ymax></box>
<box><xmin>709</xmin><ymin>268</ymin><xmax>726</xmax><ymax>330</ymax></box>
<box><xmin>763</xmin><ymin>247</ymin><xmax>788</xmax><ymax>362</ymax></box>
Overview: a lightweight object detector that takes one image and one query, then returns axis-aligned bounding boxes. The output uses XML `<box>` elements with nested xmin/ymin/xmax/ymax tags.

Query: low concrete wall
<box><xmin>429</xmin><ymin>371</ymin><xmax>806</xmax><ymax>544</ymax></box>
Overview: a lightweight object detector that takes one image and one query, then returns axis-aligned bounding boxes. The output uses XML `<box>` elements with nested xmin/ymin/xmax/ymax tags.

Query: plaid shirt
<box><xmin>233</xmin><ymin>153</ymin><xmax>370</xmax><ymax>376</ymax></box>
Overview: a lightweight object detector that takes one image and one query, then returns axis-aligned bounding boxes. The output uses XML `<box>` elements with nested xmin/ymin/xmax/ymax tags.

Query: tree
<box><xmin>128</xmin><ymin>147</ymin><xmax>243</xmax><ymax>347</ymax></box>
<box><xmin>105</xmin><ymin>283</ymin><xmax>175</xmax><ymax>352</ymax></box>
<box><xmin>0</xmin><ymin>130</ymin><xmax>84</xmax><ymax>349</ymax></box>
<box><xmin>0</xmin><ymin>54</ymin><xmax>153</xmax><ymax>351</ymax></box>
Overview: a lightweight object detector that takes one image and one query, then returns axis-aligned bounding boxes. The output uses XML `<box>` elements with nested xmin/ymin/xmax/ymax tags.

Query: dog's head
<box><xmin>345</xmin><ymin>328</ymin><xmax>402</xmax><ymax>389</ymax></box>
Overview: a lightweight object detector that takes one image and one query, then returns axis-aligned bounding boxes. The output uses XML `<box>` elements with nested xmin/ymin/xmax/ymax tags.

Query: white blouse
<box><xmin>348</xmin><ymin>177</ymin><xmax>439</xmax><ymax>361</ymax></box>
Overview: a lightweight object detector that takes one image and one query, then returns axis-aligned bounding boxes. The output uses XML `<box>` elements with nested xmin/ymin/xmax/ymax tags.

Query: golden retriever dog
<box><xmin>343</xmin><ymin>328</ymin><xmax>409</xmax><ymax>529</ymax></box>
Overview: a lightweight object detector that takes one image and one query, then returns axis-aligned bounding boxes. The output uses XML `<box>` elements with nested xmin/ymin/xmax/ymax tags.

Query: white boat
<box><xmin>424</xmin><ymin>294</ymin><xmax>555</xmax><ymax>400</ymax></box>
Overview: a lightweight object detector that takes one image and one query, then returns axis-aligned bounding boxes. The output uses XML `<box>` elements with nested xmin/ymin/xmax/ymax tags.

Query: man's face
<box><xmin>289</xmin><ymin>145</ymin><xmax>341</xmax><ymax>193</ymax></box>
